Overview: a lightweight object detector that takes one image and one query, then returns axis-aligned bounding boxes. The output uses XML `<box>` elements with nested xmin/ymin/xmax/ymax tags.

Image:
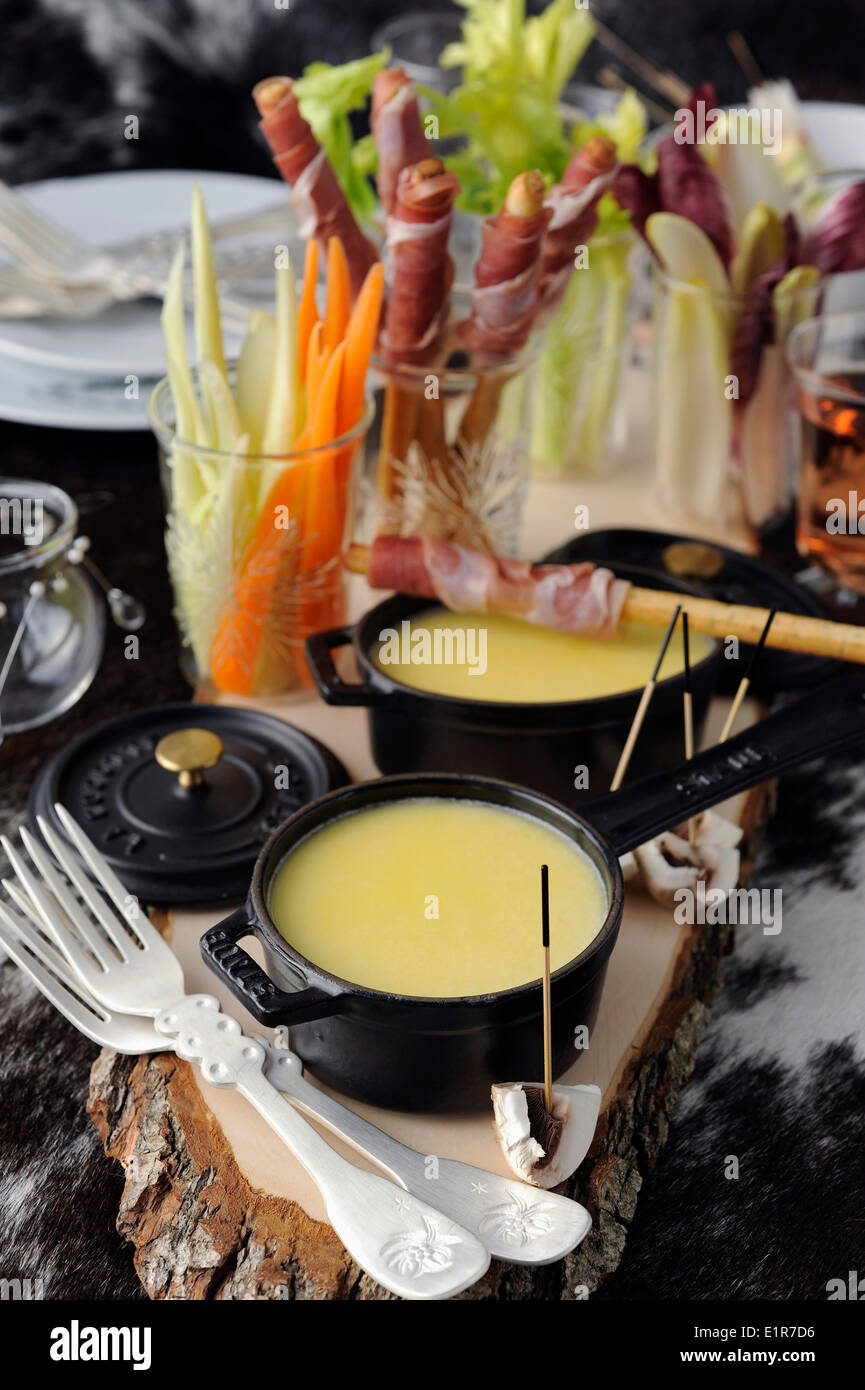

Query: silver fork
<box><xmin>0</xmin><ymin>813</ymin><xmax>491</xmax><ymax>1300</ymax></box>
<box><xmin>0</xmin><ymin>182</ymin><xmax>114</xmax><ymax>284</ymax></box>
<box><xmin>0</xmin><ymin>892</ymin><xmax>590</xmax><ymax>1265</ymax></box>
<box><xmin>0</xmin><ymin>184</ymin><xmax>291</xmax><ymax>286</ymax></box>
<box><xmin>0</xmin><ymin>183</ymin><xmax>259</xmax><ymax>324</ymax></box>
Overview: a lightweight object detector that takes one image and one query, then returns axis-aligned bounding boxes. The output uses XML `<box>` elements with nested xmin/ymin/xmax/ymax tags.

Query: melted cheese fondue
<box><xmin>374</xmin><ymin>607</ymin><xmax>713</xmax><ymax>703</ymax></box>
<box><xmin>269</xmin><ymin>798</ymin><xmax>609</xmax><ymax>997</ymax></box>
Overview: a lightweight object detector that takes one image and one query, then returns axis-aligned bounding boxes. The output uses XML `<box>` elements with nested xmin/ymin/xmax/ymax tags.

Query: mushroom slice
<box><xmin>491</xmin><ymin>1081</ymin><xmax>601</xmax><ymax>1189</ymax></box>
<box><xmin>633</xmin><ymin>831</ymin><xmax>701</xmax><ymax>908</ymax></box>
<box><xmin>677</xmin><ymin>809</ymin><xmax>744</xmax><ymax>852</ymax></box>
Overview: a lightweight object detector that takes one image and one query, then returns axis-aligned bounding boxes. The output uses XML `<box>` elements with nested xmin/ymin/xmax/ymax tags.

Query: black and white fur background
<box><xmin>0</xmin><ymin>0</ymin><xmax>864</xmax><ymax>1302</ymax></box>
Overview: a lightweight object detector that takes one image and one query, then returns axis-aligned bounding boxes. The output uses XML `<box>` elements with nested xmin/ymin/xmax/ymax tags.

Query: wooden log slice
<box><xmin>87</xmin><ymin>781</ymin><xmax>768</xmax><ymax>1300</ymax></box>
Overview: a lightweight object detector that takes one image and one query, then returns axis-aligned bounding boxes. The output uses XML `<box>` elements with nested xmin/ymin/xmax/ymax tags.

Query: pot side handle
<box><xmin>305</xmin><ymin>625</ymin><xmax>385</xmax><ymax>707</ymax></box>
<box><xmin>587</xmin><ymin>673</ymin><xmax>865</xmax><ymax>856</ymax></box>
<box><xmin>200</xmin><ymin>908</ymin><xmax>343</xmax><ymax>1026</ymax></box>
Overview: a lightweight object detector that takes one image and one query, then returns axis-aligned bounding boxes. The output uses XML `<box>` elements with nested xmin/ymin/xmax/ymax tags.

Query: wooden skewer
<box><xmin>718</xmin><ymin>608</ymin><xmax>777</xmax><ymax>744</ymax></box>
<box><xmin>597</xmin><ymin>66</ymin><xmax>675</xmax><ymax>126</ymax></box>
<box><xmin>681</xmin><ymin>611</ymin><xmax>696</xmax><ymax>846</ymax></box>
<box><xmin>344</xmin><ymin>543</ymin><xmax>865</xmax><ymax>666</ymax></box>
<box><xmin>591</xmin><ymin>17</ymin><xmax>692</xmax><ymax>106</ymax></box>
<box><xmin>609</xmin><ymin>604</ymin><xmax>682</xmax><ymax>792</ymax></box>
<box><xmin>540</xmin><ymin>863</ymin><xmax>552</xmax><ymax>1116</ymax></box>
<box><xmin>726</xmin><ymin>31</ymin><xmax>766</xmax><ymax>89</ymax></box>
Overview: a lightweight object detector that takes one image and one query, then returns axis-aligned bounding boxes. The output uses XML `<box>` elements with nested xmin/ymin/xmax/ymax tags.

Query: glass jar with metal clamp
<box><xmin>0</xmin><ymin>478</ymin><xmax>144</xmax><ymax>737</ymax></box>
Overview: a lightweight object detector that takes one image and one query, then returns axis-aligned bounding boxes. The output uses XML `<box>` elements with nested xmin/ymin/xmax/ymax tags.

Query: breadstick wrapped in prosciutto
<box><xmin>539</xmin><ymin>135</ymin><xmax>619</xmax><ymax>312</ymax></box>
<box><xmin>377</xmin><ymin>157</ymin><xmax>460</xmax><ymax>504</ymax></box>
<box><xmin>379</xmin><ymin>156</ymin><xmax>460</xmax><ymax>363</ymax></box>
<box><xmin>371</xmin><ymin>68</ymin><xmax>429</xmax><ymax>216</ymax></box>
<box><xmin>366</xmin><ymin>532</ymin><xmax>630</xmax><ymax>636</ymax></box>
<box><xmin>253</xmin><ymin>76</ymin><xmax>379</xmax><ymax>299</ymax></box>
<box><xmin>461</xmin><ymin>170</ymin><xmax>552</xmax><ymax>357</ymax></box>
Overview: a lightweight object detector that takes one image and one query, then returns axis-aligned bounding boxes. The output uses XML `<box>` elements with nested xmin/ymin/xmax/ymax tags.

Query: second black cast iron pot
<box><xmin>201</xmin><ymin>675</ymin><xmax>865</xmax><ymax>1111</ymax></box>
<box><xmin>304</xmin><ymin>564</ymin><xmax>723</xmax><ymax>805</ymax></box>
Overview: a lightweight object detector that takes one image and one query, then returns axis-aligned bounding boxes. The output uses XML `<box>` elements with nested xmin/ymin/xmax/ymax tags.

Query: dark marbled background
<box><xmin>0</xmin><ymin>0</ymin><xmax>864</xmax><ymax>1304</ymax></box>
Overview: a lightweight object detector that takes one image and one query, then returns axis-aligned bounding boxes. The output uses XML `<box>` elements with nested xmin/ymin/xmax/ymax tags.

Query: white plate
<box><xmin>0</xmin><ymin>353</ymin><xmax>156</xmax><ymax>431</ymax></box>
<box><xmin>0</xmin><ymin>169</ymin><xmax>292</xmax><ymax>429</ymax></box>
<box><xmin>800</xmin><ymin>100</ymin><xmax>865</xmax><ymax>168</ymax></box>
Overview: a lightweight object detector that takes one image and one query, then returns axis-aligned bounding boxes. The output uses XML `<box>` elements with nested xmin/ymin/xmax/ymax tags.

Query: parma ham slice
<box><xmin>371</xmin><ymin>69</ymin><xmax>429</xmax><ymax>217</ymax></box>
<box><xmin>539</xmin><ymin>136</ymin><xmax>619</xmax><ymax>312</ymax></box>
<box><xmin>367</xmin><ymin>533</ymin><xmax>630</xmax><ymax>636</ymax></box>
<box><xmin>253</xmin><ymin>76</ymin><xmax>379</xmax><ymax>299</ymax></box>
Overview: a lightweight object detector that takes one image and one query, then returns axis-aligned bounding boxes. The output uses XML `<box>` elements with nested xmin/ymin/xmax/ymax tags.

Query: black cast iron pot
<box><xmin>304</xmin><ymin>565</ymin><xmax>723</xmax><ymax>805</ymax></box>
<box><xmin>201</xmin><ymin>675</ymin><xmax>865</xmax><ymax>1111</ymax></box>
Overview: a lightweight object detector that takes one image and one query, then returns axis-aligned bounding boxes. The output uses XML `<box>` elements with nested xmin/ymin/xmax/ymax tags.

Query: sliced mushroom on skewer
<box><xmin>634</xmin><ymin>810</ymin><xmax>743</xmax><ymax>908</ymax></box>
<box><xmin>491</xmin><ymin>1082</ymin><xmax>602</xmax><ymax>1189</ymax></box>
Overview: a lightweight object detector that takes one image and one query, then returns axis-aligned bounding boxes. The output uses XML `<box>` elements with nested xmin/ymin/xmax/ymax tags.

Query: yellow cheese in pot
<box><xmin>373</xmin><ymin>608</ymin><xmax>713</xmax><ymax>703</ymax></box>
<box><xmin>268</xmin><ymin>797</ymin><xmax>609</xmax><ymax>998</ymax></box>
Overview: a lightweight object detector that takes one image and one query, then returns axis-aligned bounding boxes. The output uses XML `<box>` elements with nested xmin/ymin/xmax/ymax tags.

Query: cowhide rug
<box><xmin>597</xmin><ymin>752</ymin><xmax>865</xmax><ymax>1301</ymax></box>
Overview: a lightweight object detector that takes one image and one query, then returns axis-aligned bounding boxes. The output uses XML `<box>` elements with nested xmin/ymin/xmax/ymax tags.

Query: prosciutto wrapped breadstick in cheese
<box><xmin>366</xmin><ymin>532</ymin><xmax>630</xmax><ymax>635</ymax></box>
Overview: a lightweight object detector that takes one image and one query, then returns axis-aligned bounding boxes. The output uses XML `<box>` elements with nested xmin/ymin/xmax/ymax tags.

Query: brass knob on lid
<box><xmin>155</xmin><ymin>728</ymin><xmax>223</xmax><ymax>789</ymax></box>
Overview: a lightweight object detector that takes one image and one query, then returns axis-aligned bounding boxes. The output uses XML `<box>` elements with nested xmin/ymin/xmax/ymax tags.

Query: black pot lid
<box><xmin>543</xmin><ymin>528</ymin><xmax>839</xmax><ymax>694</ymax></box>
<box><xmin>28</xmin><ymin>703</ymin><xmax>349</xmax><ymax>906</ymax></box>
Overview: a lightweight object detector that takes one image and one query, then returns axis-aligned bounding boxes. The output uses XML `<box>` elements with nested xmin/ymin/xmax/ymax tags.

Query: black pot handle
<box><xmin>200</xmin><ymin>908</ymin><xmax>343</xmax><ymax>1026</ymax></box>
<box><xmin>588</xmin><ymin>673</ymin><xmax>865</xmax><ymax>856</ymax></box>
<box><xmin>305</xmin><ymin>625</ymin><xmax>386</xmax><ymax>706</ymax></box>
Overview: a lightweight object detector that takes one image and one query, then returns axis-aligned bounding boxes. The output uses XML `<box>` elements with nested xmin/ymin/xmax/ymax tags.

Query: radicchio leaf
<box><xmin>656</xmin><ymin>136</ymin><xmax>735</xmax><ymax>270</ymax></box>
<box><xmin>801</xmin><ymin>180</ymin><xmax>865</xmax><ymax>274</ymax></box>
<box><xmin>611</xmin><ymin>164</ymin><xmax>660</xmax><ymax>240</ymax></box>
<box><xmin>731</xmin><ymin>263</ymin><xmax>787</xmax><ymax>405</ymax></box>
<box><xmin>683</xmin><ymin>81</ymin><xmax>718</xmax><ymax>123</ymax></box>
<box><xmin>731</xmin><ymin>217</ymin><xmax>801</xmax><ymax>405</ymax></box>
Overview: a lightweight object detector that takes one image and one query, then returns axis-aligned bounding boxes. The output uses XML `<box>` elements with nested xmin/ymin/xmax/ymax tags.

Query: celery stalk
<box><xmin>190</xmin><ymin>184</ymin><xmax>227</xmax><ymax>375</ymax></box>
<box><xmin>236</xmin><ymin>309</ymin><xmax>276</xmax><ymax>456</ymax></box>
<box><xmin>191</xmin><ymin>183</ymin><xmax>229</xmax><ymax>448</ymax></box>
<box><xmin>260</xmin><ymin>257</ymin><xmax>300</xmax><ymax>506</ymax></box>
<box><xmin>573</xmin><ymin>237</ymin><xmax>631</xmax><ymax>470</ymax></box>
<box><xmin>167</xmin><ymin>435</ymin><xmax>251</xmax><ymax>677</ymax></box>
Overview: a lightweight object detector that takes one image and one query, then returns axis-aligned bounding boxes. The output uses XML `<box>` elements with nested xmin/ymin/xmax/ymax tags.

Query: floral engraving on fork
<box><xmin>477</xmin><ymin>1190</ymin><xmax>558</xmax><ymax>1248</ymax></box>
<box><xmin>380</xmin><ymin>1216</ymin><xmax>463</xmax><ymax>1280</ymax></box>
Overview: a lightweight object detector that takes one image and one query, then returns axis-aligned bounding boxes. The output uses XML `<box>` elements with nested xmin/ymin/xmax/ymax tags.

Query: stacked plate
<box><xmin>0</xmin><ymin>168</ymin><xmax>296</xmax><ymax>431</ymax></box>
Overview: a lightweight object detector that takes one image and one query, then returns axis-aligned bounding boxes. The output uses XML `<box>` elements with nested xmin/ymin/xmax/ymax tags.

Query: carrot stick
<box><xmin>337</xmin><ymin>260</ymin><xmax>384</xmax><ymax>435</ymax></box>
<box><xmin>208</xmin><ymin>455</ymin><xmax>308</xmax><ymax>695</ymax></box>
<box><xmin>306</xmin><ymin>320</ymin><xmax>326</xmax><ymax>421</ymax></box>
<box><xmin>298</xmin><ymin>239</ymin><xmax>319</xmax><ymax>383</ymax></box>
<box><xmin>296</xmin><ymin>344</ymin><xmax>346</xmax><ymax>654</ymax></box>
<box><xmin>323</xmin><ymin>236</ymin><xmax>350</xmax><ymax>354</ymax></box>
<box><xmin>311</xmin><ymin>341</ymin><xmax>344</xmax><ymax>450</ymax></box>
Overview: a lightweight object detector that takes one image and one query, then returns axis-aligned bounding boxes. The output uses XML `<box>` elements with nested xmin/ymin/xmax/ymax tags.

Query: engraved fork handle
<box><xmin>155</xmin><ymin>996</ymin><xmax>489</xmax><ymax>1301</ymax></box>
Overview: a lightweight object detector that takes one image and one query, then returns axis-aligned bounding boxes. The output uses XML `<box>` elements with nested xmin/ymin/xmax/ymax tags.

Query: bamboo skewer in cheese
<box><xmin>718</xmin><ymin>608</ymin><xmax>777</xmax><ymax>743</ymax></box>
<box><xmin>681</xmin><ymin>611</ymin><xmax>697</xmax><ymax>846</ymax></box>
<box><xmin>540</xmin><ymin>865</ymin><xmax>553</xmax><ymax>1116</ymax></box>
<box><xmin>608</xmin><ymin>604</ymin><xmax>682</xmax><ymax>791</ymax></box>
<box><xmin>345</xmin><ymin>541</ymin><xmax>865</xmax><ymax>666</ymax></box>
